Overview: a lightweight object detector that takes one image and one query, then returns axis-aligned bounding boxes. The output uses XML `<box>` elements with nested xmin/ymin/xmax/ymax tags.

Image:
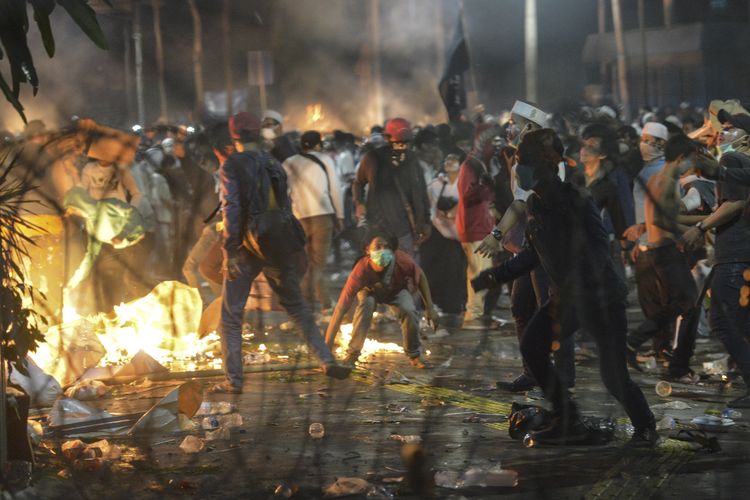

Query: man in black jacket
<box><xmin>472</xmin><ymin>129</ymin><xmax>657</xmax><ymax>446</ymax></box>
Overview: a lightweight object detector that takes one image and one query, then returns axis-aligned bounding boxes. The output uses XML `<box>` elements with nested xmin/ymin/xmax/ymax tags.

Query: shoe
<box><xmin>322</xmin><ymin>363</ymin><xmax>352</xmax><ymax>380</ymax></box>
<box><xmin>496</xmin><ymin>373</ymin><xmax>536</xmax><ymax>392</ymax></box>
<box><xmin>727</xmin><ymin>393</ymin><xmax>750</xmax><ymax>409</ymax></box>
<box><xmin>626</xmin><ymin>345</ymin><xmax>644</xmax><ymax>372</ymax></box>
<box><xmin>208</xmin><ymin>381</ymin><xmax>243</xmax><ymax>394</ymax></box>
<box><xmin>626</xmin><ymin>427</ymin><xmax>661</xmax><ymax>448</ymax></box>
<box><xmin>667</xmin><ymin>368</ymin><xmax>699</xmax><ymax>384</ymax></box>
<box><xmin>341</xmin><ymin>353</ymin><xmax>359</xmax><ymax>367</ymax></box>
<box><xmin>409</xmin><ymin>356</ymin><xmax>427</xmax><ymax>369</ymax></box>
<box><xmin>529</xmin><ymin>416</ymin><xmax>590</xmax><ymax>445</ymax></box>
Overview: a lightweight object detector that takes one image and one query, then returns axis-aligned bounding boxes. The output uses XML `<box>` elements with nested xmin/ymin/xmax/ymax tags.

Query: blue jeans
<box><xmin>711</xmin><ymin>263</ymin><xmax>750</xmax><ymax>384</ymax></box>
<box><xmin>220</xmin><ymin>248</ymin><xmax>335</xmax><ymax>388</ymax></box>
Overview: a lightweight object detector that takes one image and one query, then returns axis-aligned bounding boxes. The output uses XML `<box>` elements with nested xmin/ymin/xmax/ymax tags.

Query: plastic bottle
<box><xmin>219</xmin><ymin>413</ymin><xmax>243</xmax><ymax>428</ymax></box>
<box><xmin>721</xmin><ymin>408</ymin><xmax>742</xmax><ymax>419</ymax></box>
<box><xmin>309</xmin><ymin>422</ymin><xmax>325</xmax><ymax>439</ymax></box>
<box><xmin>462</xmin><ymin>467</ymin><xmax>518</xmax><ymax>487</ymax></box>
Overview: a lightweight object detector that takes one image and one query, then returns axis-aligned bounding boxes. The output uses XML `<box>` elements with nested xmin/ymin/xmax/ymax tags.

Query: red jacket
<box><xmin>456</xmin><ymin>157</ymin><xmax>495</xmax><ymax>243</ymax></box>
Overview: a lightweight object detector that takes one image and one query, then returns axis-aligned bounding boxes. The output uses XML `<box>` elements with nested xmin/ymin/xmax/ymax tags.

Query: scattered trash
<box><xmin>27</xmin><ymin>420</ymin><xmax>44</xmax><ymax>446</ymax></box>
<box><xmin>434</xmin><ymin>467</ymin><xmax>518</xmax><ymax>489</ymax></box>
<box><xmin>655</xmin><ymin>381</ymin><xmax>672</xmax><ymax>398</ymax></box>
<box><xmin>386</xmin><ymin>403</ymin><xmax>408</xmax><ymax>413</ymax></box>
<box><xmin>691</xmin><ymin>415</ymin><xmax>735</xmax><ymax>431</ymax></box>
<box><xmin>652</xmin><ymin>401</ymin><xmax>692</xmax><ymax>411</ymax></box>
<box><xmin>244</xmin><ymin>352</ymin><xmax>272</xmax><ymax>365</ymax></box>
<box><xmin>274</xmin><ymin>483</ymin><xmax>295</xmax><ymax>497</ymax></box>
<box><xmin>61</xmin><ymin>440</ymin><xmax>87</xmax><ymax>460</ymax></box>
<box><xmin>64</xmin><ymin>379</ymin><xmax>111</xmax><ymax>401</ymax></box>
<box><xmin>615</xmin><ymin>424</ymin><xmax>635</xmax><ymax>440</ymax></box>
<box><xmin>83</xmin><ymin>440</ymin><xmax>122</xmax><ymax>460</ymax></box>
<box><xmin>420</xmin><ymin>398</ymin><xmax>445</xmax><ymax>408</ymax></box>
<box><xmin>202</xmin><ymin>416</ymin><xmax>220</xmax><ymax>430</ymax></box>
<box><xmin>220</xmin><ymin>413</ymin><xmax>244</xmax><ymax>428</ymax></box>
<box><xmin>113</xmin><ymin>350</ymin><xmax>169</xmax><ymax>378</ymax></box>
<box><xmin>703</xmin><ymin>356</ymin><xmax>730</xmax><ymax>375</ymax></box>
<box><xmin>10</xmin><ymin>356</ymin><xmax>62</xmax><ymax>407</ymax></box>
<box><xmin>29</xmin><ymin>319</ymin><xmax>106</xmax><ymax>386</ymax></box>
<box><xmin>389</xmin><ymin>434</ymin><xmax>422</xmax><ymax>444</ymax></box>
<box><xmin>128</xmin><ymin>380</ymin><xmax>202</xmax><ymax>434</ymax></box>
<box><xmin>179</xmin><ymin>435</ymin><xmax>204</xmax><ymax>454</ymax></box>
<box><xmin>463</xmin><ymin>414</ymin><xmax>486</xmax><ymax>423</ymax></box>
<box><xmin>522</xmin><ymin>434</ymin><xmax>536</xmax><ymax>448</ymax></box>
<box><xmin>656</xmin><ymin>416</ymin><xmax>677</xmax><ymax>431</ymax></box>
<box><xmin>643</xmin><ymin>357</ymin><xmax>658</xmax><ymax>370</ymax></box>
<box><xmin>205</xmin><ymin>427</ymin><xmax>231</xmax><ymax>441</ymax></box>
<box><xmin>721</xmin><ymin>408</ymin><xmax>742</xmax><ymax>419</ymax></box>
<box><xmin>444</xmin><ymin>443</ymin><xmax>462</xmax><ymax>449</ymax></box>
<box><xmin>322</xmin><ymin>477</ymin><xmax>391</xmax><ymax>498</ymax></box>
<box><xmin>195</xmin><ymin>401</ymin><xmax>236</xmax><ymax>416</ymax></box>
<box><xmin>431</xmin><ymin>329</ymin><xmax>451</xmax><ymax>339</ymax></box>
<box><xmin>50</xmin><ymin>398</ymin><xmax>114</xmax><ymax>427</ymax></box>
<box><xmin>309</xmin><ymin>422</ymin><xmax>325</xmax><ymax>439</ymax></box>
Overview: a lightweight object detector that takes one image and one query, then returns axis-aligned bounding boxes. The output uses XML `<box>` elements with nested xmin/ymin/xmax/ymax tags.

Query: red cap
<box><xmin>384</xmin><ymin>118</ymin><xmax>413</xmax><ymax>142</ymax></box>
<box><xmin>228</xmin><ymin>112</ymin><xmax>262</xmax><ymax>140</ymax></box>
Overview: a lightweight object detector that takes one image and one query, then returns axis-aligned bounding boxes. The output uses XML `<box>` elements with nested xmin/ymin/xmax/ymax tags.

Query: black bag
<box><xmin>507</xmin><ymin>402</ymin><xmax>553</xmax><ymax>440</ymax></box>
<box><xmin>238</xmin><ymin>153</ymin><xmax>306</xmax><ymax>263</ymax></box>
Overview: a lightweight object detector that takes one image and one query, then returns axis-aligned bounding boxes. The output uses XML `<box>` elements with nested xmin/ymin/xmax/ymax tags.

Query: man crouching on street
<box><xmin>325</xmin><ymin>229</ymin><xmax>438</xmax><ymax>368</ymax></box>
<box><xmin>210</xmin><ymin>112</ymin><xmax>351</xmax><ymax>394</ymax></box>
<box><xmin>472</xmin><ymin>129</ymin><xmax>657</xmax><ymax>446</ymax></box>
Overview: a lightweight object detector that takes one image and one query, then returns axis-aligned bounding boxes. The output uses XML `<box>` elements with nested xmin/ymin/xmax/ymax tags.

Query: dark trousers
<box><xmin>521</xmin><ymin>298</ymin><xmax>654</xmax><ymax>430</ymax></box>
<box><xmin>220</xmin><ymin>248</ymin><xmax>334</xmax><ymax>388</ymax></box>
<box><xmin>631</xmin><ymin>243</ymin><xmax>698</xmax><ymax>371</ymax></box>
<box><xmin>711</xmin><ymin>262</ymin><xmax>750</xmax><ymax>384</ymax></box>
<box><xmin>511</xmin><ymin>267</ymin><xmax>576</xmax><ymax>387</ymax></box>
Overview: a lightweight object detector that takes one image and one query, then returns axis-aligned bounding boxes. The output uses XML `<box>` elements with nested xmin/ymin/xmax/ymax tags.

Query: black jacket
<box><xmin>484</xmin><ymin>178</ymin><xmax>627</xmax><ymax>315</ymax></box>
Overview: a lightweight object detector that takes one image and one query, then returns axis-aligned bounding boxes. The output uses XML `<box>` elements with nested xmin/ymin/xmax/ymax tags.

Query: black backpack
<box><xmin>236</xmin><ymin>152</ymin><xmax>306</xmax><ymax>263</ymax></box>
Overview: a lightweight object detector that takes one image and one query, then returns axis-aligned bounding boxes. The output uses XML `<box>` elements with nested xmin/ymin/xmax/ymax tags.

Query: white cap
<box><xmin>510</xmin><ymin>100</ymin><xmax>548</xmax><ymax>127</ymax></box>
<box><xmin>642</xmin><ymin>122</ymin><xmax>668</xmax><ymax>141</ymax></box>
<box><xmin>665</xmin><ymin>115</ymin><xmax>683</xmax><ymax>128</ymax></box>
<box><xmin>596</xmin><ymin>105</ymin><xmax>617</xmax><ymax>119</ymax></box>
<box><xmin>262</xmin><ymin>109</ymin><xmax>284</xmax><ymax>126</ymax></box>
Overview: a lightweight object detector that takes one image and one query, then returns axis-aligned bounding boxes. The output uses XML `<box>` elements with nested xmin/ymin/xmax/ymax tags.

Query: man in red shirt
<box><xmin>456</xmin><ymin>125</ymin><xmax>498</xmax><ymax>323</ymax></box>
<box><xmin>325</xmin><ymin>230</ymin><xmax>438</xmax><ymax>368</ymax></box>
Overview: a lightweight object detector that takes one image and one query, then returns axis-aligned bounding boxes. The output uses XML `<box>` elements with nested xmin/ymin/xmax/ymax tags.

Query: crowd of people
<box><xmin>2</xmin><ymin>95</ymin><xmax>750</xmax><ymax>447</ymax></box>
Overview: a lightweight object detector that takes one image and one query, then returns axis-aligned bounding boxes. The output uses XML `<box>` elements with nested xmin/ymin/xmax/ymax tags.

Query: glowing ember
<box><xmin>334</xmin><ymin>323</ymin><xmax>404</xmax><ymax>359</ymax></box>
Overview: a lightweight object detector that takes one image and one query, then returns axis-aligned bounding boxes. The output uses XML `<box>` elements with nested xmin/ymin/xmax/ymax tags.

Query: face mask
<box><xmin>370</xmin><ymin>249</ymin><xmax>394</xmax><ymax>268</ymax></box>
<box><xmin>515</xmin><ymin>163</ymin><xmax>536</xmax><ymax>191</ymax></box>
<box><xmin>391</xmin><ymin>147</ymin><xmax>407</xmax><ymax>166</ymax></box>
<box><xmin>444</xmin><ymin>159</ymin><xmax>460</xmax><ymax>173</ymax></box>
<box><xmin>718</xmin><ymin>143</ymin><xmax>735</xmax><ymax>158</ymax></box>
<box><xmin>639</xmin><ymin>142</ymin><xmax>663</xmax><ymax>162</ymax></box>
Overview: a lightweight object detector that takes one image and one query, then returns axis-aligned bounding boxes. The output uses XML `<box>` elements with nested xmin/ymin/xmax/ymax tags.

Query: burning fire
<box><xmin>31</xmin><ymin>282</ymin><xmax>221</xmax><ymax>383</ymax></box>
<box><xmin>306</xmin><ymin>103</ymin><xmax>324</xmax><ymax>124</ymax></box>
<box><xmin>334</xmin><ymin>323</ymin><xmax>404</xmax><ymax>360</ymax></box>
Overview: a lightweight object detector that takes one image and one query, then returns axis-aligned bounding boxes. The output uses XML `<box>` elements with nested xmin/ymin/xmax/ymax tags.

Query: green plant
<box><xmin>0</xmin><ymin>150</ymin><xmax>47</xmax><ymax>375</ymax></box>
<box><xmin>0</xmin><ymin>0</ymin><xmax>109</xmax><ymax>122</ymax></box>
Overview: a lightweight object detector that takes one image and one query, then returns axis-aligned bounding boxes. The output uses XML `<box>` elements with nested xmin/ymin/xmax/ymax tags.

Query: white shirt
<box><xmin>283</xmin><ymin>151</ymin><xmax>344</xmax><ymax>220</ymax></box>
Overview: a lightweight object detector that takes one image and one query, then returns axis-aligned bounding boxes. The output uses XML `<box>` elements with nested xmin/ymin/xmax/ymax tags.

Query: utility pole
<box><xmin>152</xmin><ymin>0</ymin><xmax>168</xmax><ymax>122</ymax></box>
<box><xmin>123</xmin><ymin>24</ymin><xmax>134</xmax><ymax>125</ymax></box>
<box><xmin>222</xmin><ymin>0</ymin><xmax>233</xmax><ymax>117</ymax></box>
<box><xmin>133</xmin><ymin>0</ymin><xmax>145</xmax><ymax>126</ymax></box>
<box><xmin>611</xmin><ymin>0</ymin><xmax>631</xmax><ymax>121</ymax></box>
<box><xmin>524</xmin><ymin>0</ymin><xmax>538</xmax><ymax>103</ymax></box>
<box><xmin>638</xmin><ymin>0</ymin><xmax>649</xmax><ymax>108</ymax></box>
<box><xmin>597</xmin><ymin>0</ymin><xmax>607</xmax><ymax>89</ymax></box>
<box><xmin>187</xmin><ymin>0</ymin><xmax>204</xmax><ymax>120</ymax></box>
<box><xmin>369</xmin><ymin>0</ymin><xmax>383</xmax><ymax>126</ymax></box>
<box><xmin>663</xmin><ymin>0</ymin><xmax>673</xmax><ymax>29</ymax></box>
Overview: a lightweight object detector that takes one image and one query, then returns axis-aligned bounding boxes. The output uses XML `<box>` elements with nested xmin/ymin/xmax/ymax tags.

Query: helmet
<box><xmin>384</xmin><ymin>118</ymin><xmax>412</xmax><ymax>142</ymax></box>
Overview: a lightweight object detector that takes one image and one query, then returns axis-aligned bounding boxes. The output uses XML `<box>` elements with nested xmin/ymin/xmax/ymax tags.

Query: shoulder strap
<box><xmin>299</xmin><ymin>152</ymin><xmax>336</xmax><ymax>215</ymax></box>
<box><xmin>392</xmin><ymin>175</ymin><xmax>418</xmax><ymax>239</ymax></box>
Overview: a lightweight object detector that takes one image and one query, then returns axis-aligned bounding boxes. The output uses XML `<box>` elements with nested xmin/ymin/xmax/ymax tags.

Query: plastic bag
<box><xmin>10</xmin><ymin>356</ymin><xmax>62</xmax><ymax>407</ymax></box>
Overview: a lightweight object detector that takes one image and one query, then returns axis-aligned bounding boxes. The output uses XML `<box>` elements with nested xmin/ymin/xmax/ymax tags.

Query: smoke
<box><xmin>273</xmin><ymin>0</ymin><xmax>452</xmax><ymax>134</ymax></box>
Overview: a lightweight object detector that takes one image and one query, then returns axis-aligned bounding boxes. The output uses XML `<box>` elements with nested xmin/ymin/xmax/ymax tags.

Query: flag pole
<box><xmin>459</xmin><ymin>0</ymin><xmax>479</xmax><ymax>110</ymax></box>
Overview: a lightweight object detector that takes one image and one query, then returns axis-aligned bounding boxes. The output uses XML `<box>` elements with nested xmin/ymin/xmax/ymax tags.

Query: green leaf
<box><xmin>30</xmin><ymin>0</ymin><xmax>57</xmax><ymax>57</ymax></box>
<box><xmin>0</xmin><ymin>71</ymin><xmax>26</xmax><ymax>122</ymax></box>
<box><xmin>56</xmin><ymin>0</ymin><xmax>109</xmax><ymax>50</ymax></box>
<box><xmin>0</xmin><ymin>0</ymin><xmax>38</xmax><ymax>95</ymax></box>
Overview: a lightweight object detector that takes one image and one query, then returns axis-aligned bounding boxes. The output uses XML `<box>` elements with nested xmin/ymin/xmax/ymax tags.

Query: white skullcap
<box><xmin>262</xmin><ymin>109</ymin><xmax>284</xmax><ymax>126</ymax></box>
<box><xmin>642</xmin><ymin>122</ymin><xmax>668</xmax><ymax>141</ymax></box>
<box><xmin>511</xmin><ymin>100</ymin><xmax>549</xmax><ymax>127</ymax></box>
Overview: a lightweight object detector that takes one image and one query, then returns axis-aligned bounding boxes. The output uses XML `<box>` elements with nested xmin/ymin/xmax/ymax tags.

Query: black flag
<box><xmin>438</xmin><ymin>12</ymin><xmax>470</xmax><ymax>122</ymax></box>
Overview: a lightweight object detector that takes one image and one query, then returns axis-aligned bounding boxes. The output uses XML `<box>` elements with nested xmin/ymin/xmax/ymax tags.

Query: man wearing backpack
<box><xmin>211</xmin><ymin>112</ymin><xmax>350</xmax><ymax>394</ymax></box>
<box><xmin>283</xmin><ymin>131</ymin><xmax>344</xmax><ymax>313</ymax></box>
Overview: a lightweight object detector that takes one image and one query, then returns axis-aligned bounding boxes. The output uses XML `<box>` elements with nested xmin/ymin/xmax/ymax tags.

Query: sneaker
<box><xmin>626</xmin><ymin>427</ymin><xmax>660</xmax><ymax>448</ymax></box>
<box><xmin>496</xmin><ymin>373</ymin><xmax>536</xmax><ymax>393</ymax></box>
<box><xmin>322</xmin><ymin>363</ymin><xmax>352</xmax><ymax>380</ymax></box>
<box><xmin>529</xmin><ymin>416</ymin><xmax>591</xmax><ymax>445</ymax></box>
<box><xmin>408</xmin><ymin>356</ymin><xmax>427</xmax><ymax>369</ymax></box>
<box><xmin>727</xmin><ymin>393</ymin><xmax>750</xmax><ymax>409</ymax></box>
<box><xmin>626</xmin><ymin>345</ymin><xmax>644</xmax><ymax>372</ymax></box>
<box><xmin>208</xmin><ymin>381</ymin><xmax>243</xmax><ymax>394</ymax></box>
<box><xmin>667</xmin><ymin>368</ymin><xmax>700</xmax><ymax>384</ymax></box>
